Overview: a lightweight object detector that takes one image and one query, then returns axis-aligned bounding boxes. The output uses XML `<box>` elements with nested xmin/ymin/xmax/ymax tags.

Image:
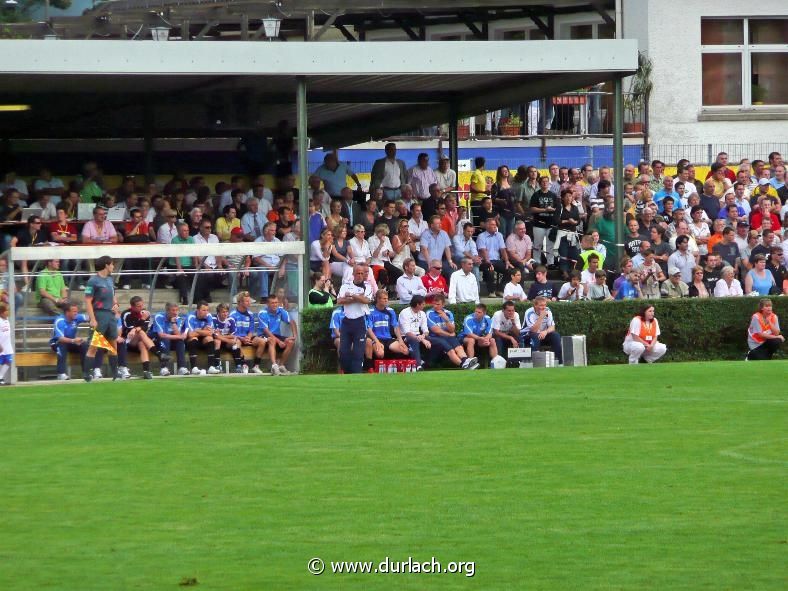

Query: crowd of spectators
<box><xmin>1</xmin><ymin>148</ymin><xmax>787</xmax><ymax>372</ymax></box>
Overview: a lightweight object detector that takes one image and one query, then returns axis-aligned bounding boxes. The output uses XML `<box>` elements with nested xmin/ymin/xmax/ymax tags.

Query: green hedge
<box><xmin>301</xmin><ymin>297</ymin><xmax>788</xmax><ymax>373</ymax></box>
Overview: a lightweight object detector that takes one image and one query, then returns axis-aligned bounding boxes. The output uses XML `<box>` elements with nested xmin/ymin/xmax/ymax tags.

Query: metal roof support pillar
<box><xmin>296</xmin><ymin>76</ymin><xmax>309</xmax><ymax>312</ymax></box>
<box><xmin>448</xmin><ymin>103</ymin><xmax>459</xmax><ymax>185</ymax></box>
<box><xmin>613</xmin><ymin>74</ymin><xmax>625</xmax><ymax>267</ymax></box>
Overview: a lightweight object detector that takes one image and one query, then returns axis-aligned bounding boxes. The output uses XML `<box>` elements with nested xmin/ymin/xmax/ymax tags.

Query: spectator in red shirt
<box><xmin>421</xmin><ymin>259</ymin><xmax>448</xmax><ymax>304</ymax></box>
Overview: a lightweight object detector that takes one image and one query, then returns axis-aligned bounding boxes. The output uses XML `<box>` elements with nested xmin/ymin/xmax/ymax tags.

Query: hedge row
<box><xmin>301</xmin><ymin>297</ymin><xmax>788</xmax><ymax>373</ymax></box>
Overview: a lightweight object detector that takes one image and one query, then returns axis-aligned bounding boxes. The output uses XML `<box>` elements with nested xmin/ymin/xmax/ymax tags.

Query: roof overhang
<box><xmin>0</xmin><ymin>39</ymin><xmax>638</xmax><ymax>146</ymax></box>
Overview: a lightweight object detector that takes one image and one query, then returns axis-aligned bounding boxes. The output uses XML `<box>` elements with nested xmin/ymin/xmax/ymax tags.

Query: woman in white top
<box><xmin>367</xmin><ymin>223</ymin><xmax>398</xmax><ymax>286</ymax></box>
<box><xmin>391</xmin><ymin>218</ymin><xmax>424</xmax><ymax>276</ymax></box>
<box><xmin>309</xmin><ymin>227</ymin><xmax>333</xmax><ymax>277</ymax></box>
<box><xmin>502</xmin><ymin>269</ymin><xmax>527</xmax><ymax>302</ymax></box>
<box><xmin>714</xmin><ymin>266</ymin><xmax>744</xmax><ymax>297</ymax></box>
<box><xmin>347</xmin><ymin>224</ymin><xmax>372</xmax><ymax>266</ymax></box>
<box><xmin>689</xmin><ymin>206</ymin><xmax>711</xmax><ymax>255</ymax></box>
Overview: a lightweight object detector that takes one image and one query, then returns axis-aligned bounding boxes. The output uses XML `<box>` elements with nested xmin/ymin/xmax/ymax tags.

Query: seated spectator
<box><xmin>365</xmin><ymin>289</ymin><xmax>409</xmax><ymax>365</ymax></box>
<box><xmin>241</xmin><ymin>197</ymin><xmax>269</xmax><ymax>241</ymax></box>
<box><xmin>505</xmin><ymin>220</ymin><xmax>534</xmax><ymax>277</ymax></box>
<box><xmin>426</xmin><ymin>293</ymin><xmax>478</xmax><ymax>370</ymax></box>
<box><xmin>765</xmin><ymin>246</ymin><xmax>787</xmax><ymax>295</ymax></box>
<box><xmin>193</xmin><ymin>217</ymin><xmax>228</xmax><ymax>302</ymax></box>
<box><xmin>121</xmin><ymin>295</ymin><xmax>158</xmax><ymax>379</ymax></box>
<box><xmin>258</xmin><ymin>294</ymin><xmax>297</xmax><ymax>375</ymax></box>
<box><xmin>216</xmin><ymin>205</ymin><xmax>241</xmax><ymax>242</ymax></box>
<box><xmin>37</xmin><ymin>259</ymin><xmax>68</xmax><ymax>316</ymax></box>
<box><xmin>522</xmin><ymin>296</ymin><xmax>563</xmax><ymax>364</ymax></box>
<box><xmin>688</xmin><ymin>266</ymin><xmax>710</xmax><ymax>298</ymax></box>
<box><xmin>368</xmin><ymin>224</ymin><xmax>399</xmax><ymax>286</ymax></box>
<box><xmin>418</xmin><ymin>215</ymin><xmax>455</xmax><ymax>276</ymax></box>
<box><xmin>49</xmin><ymin>205</ymin><xmax>79</xmax><ymax>244</ymax></box>
<box><xmin>460</xmin><ymin>303</ymin><xmax>498</xmax><ymax>363</ymax></box>
<box><xmin>623</xmin><ymin>304</ymin><xmax>667</xmax><ymax>364</ymax></box>
<box><xmin>398</xmin><ymin>294</ymin><xmax>431</xmax><ymax>370</ymax></box>
<box><xmin>615</xmin><ymin>270</ymin><xmax>643</xmax><ymax>300</ymax></box>
<box><xmin>635</xmin><ymin>250</ymin><xmax>665</xmax><ymax>299</ymax></box>
<box><xmin>32</xmin><ymin>192</ymin><xmax>58</xmax><ymax>222</ymax></box>
<box><xmin>587</xmin><ymin>270</ymin><xmax>613</xmax><ymax>300</ymax></box>
<box><xmin>157</xmin><ymin>209</ymin><xmax>179</xmax><ymax>244</ymax></box>
<box><xmin>451</xmin><ymin>222</ymin><xmax>481</xmax><ymax>281</ymax></box>
<box><xmin>491</xmin><ymin>300</ymin><xmax>522</xmax><ymax>361</ymax></box>
<box><xmin>502</xmin><ymin>268</ymin><xmax>527</xmax><ymax>302</ymax></box>
<box><xmin>151</xmin><ymin>302</ymin><xmax>189</xmax><ymax>376</ymax></box>
<box><xmin>527</xmin><ymin>266</ymin><xmax>558</xmax><ymax>301</ymax></box>
<box><xmin>661</xmin><ymin>266</ymin><xmax>689</xmax><ymax>298</ymax></box>
<box><xmin>422</xmin><ymin>259</ymin><xmax>449</xmax><ymax>304</ymax></box>
<box><xmin>448</xmin><ymin>256</ymin><xmax>480</xmax><ymax>305</ymax></box>
<box><xmin>308</xmin><ymin>272</ymin><xmax>336</xmax><ymax>309</ymax></box>
<box><xmin>211</xmin><ymin>303</ymin><xmax>245</xmax><ymax>373</ymax></box>
<box><xmin>746</xmin><ymin>298</ymin><xmax>785</xmax><ymax>360</ymax></box>
<box><xmin>391</xmin><ymin>218</ymin><xmax>425</xmax><ymax>278</ymax></box>
<box><xmin>714</xmin><ymin>266</ymin><xmax>744</xmax><ymax>297</ymax></box>
<box><xmin>82</xmin><ymin>205</ymin><xmax>118</xmax><ymax>245</ymax></box>
<box><xmin>348</xmin><ymin>225</ymin><xmax>372</xmax><ymax>266</ymax></box>
<box><xmin>558</xmin><ymin>270</ymin><xmax>585</xmax><ymax>301</ymax></box>
<box><xmin>477</xmin><ymin>218</ymin><xmax>512</xmax><ymax>297</ymax></box>
<box><xmin>744</xmin><ymin>254</ymin><xmax>776</xmax><ymax>296</ymax></box>
<box><xmin>712</xmin><ymin>227</ymin><xmax>741</xmax><ymax>272</ymax></box>
<box><xmin>49</xmin><ymin>302</ymin><xmax>89</xmax><ymax>381</ymax></box>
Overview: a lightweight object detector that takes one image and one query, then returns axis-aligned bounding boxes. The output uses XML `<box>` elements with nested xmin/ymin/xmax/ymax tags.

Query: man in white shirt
<box><xmin>253</xmin><ymin>222</ymin><xmax>283</xmax><ymax>299</ymax></box>
<box><xmin>448</xmin><ymin>257</ymin><xmax>480</xmax><ymax>305</ymax></box>
<box><xmin>407</xmin><ymin>204</ymin><xmax>428</xmax><ymax>254</ymax></box>
<box><xmin>193</xmin><ymin>217</ymin><xmax>227</xmax><ymax>302</ymax></box>
<box><xmin>434</xmin><ymin>156</ymin><xmax>457</xmax><ymax>197</ymax></box>
<box><xmin>336</xmin><ymin>264</ymin><xmax>373</xmax><ymax>374</ymax></box>
<box><xmin>370</xmin><ymin>142</ymin><xmax>407</xmax><ymax>200</ymax></box>
<box><xmin>491</xmin><ymin>300</ymin><xmax>522</xmax><ymax>362</ymax></box>
<box><xmin>398</xmin><ymin>294</ymin><xmax>430</xmax><ymax>370</ymax></box>
<box><xmin>157</xmin><ymin>210</ymin><xmax>180</xmax><ymax>244</ymax></box>
<box><xmin>395</xmin><ymin>258</ymin><xmax>428</xmax><ymax>304</ymax></box>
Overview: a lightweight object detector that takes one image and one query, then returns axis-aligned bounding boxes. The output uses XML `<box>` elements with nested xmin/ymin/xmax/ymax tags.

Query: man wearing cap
<box><xmin>661</xmin><ymin>267</ymin><xmax>689</xmax><ymax>298</ymax></box>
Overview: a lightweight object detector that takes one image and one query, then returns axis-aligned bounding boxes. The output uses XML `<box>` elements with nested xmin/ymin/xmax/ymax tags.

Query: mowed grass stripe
<box><xmin>0</xmin><ymin>361</ymin><xmax>785</xmax><ymax>590</ymax></box>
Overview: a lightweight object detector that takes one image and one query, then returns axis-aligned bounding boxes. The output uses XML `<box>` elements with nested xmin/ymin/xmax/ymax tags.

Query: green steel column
<box><xmin>613</xmin><ymin>75</ymin><xmax>625</xmax><ymax>264</ymax></box>
<box><xmin>297</xmin><ymin>76</ymin><xmax>310</xmax><ymax>311</ymax></box>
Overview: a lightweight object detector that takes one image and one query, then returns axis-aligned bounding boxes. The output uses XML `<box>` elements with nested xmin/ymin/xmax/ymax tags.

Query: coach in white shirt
<box><xmin>336</xmin><ymin>264</ymin><xmax>373</xmax><ymax>374</ymax></box>
<box><xmin>448</xmin><ymin>257</ymin><xmax>480</xmax><ymax>305</ymax></box>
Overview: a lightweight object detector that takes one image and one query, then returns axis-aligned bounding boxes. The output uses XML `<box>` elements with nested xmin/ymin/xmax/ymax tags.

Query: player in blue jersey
<box><xmin>258</xmin><ymin>295</ymin><xmax>297</xmax><ymax>376</ymax></box>
<box><xmin>186</xmin><ymin>300</ymin><xmax>216</xmax><ymax>375</ymax></box>
<box><xmin>329</xmin><ymin>306</ymin><xmax>345</xmax><ymax>351</ymax></box>
<box><xmin>151</xmin><ymin>302</ymin><xmax>189</xmax><ymax>376</ymax></box>
<box><xmin>460</xmin><ymin>303</ymin><xmax>498</xmax><ymax>362</ymax></box>
<box><xmin>50</xmin><ymin>303</ymin><xmax>89</xmax><ymax>380</ymax></box>
<box><xmin>364</xmin><ymin>289</ymin><xmax>408</xmax><ymax>364</ymax></box>
<box><xmin>230</xmin><ymin>291</ymin><xmax>268</xmax><ymax>374</ymax></box>
<box><xmin>426</xmin><ymin>293</ymin><xmax>479</xmax><ymax>370</ymax></box>
<box><xmin>211</xmin><ymin>303</ymin><xmax>245</xmax><ymax>373</ymax></box>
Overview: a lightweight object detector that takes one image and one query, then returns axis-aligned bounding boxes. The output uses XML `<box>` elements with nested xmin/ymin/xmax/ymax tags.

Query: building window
<box><xmin>701</xmin><ymin>17</ymin><xmax>788</xmax><ymax>108</ymax></box>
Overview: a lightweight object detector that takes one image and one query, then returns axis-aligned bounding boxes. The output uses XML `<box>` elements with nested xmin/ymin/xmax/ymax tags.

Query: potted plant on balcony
<box><xmin>624</xmin><ymin>52</ymin><xmax>653</xmax><ymax>134</ymax></box>
<box><xmin>499</xmin><ymin>115</ymin><xmax>522</xmax><ymax>136</ymax></box>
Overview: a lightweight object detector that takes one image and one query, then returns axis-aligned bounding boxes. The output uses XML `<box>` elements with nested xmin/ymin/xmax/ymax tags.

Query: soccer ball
<box><xmin>490</xmin><ymin>355</ymin><xmax>507</xmax><ymax>370</ymax></box>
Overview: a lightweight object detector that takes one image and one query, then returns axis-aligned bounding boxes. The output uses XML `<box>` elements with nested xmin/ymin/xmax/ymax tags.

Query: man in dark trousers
<box><xmin>336</xmin><ymin>264</ymin><xmax>374</xmax><ymax>374</ymax></box>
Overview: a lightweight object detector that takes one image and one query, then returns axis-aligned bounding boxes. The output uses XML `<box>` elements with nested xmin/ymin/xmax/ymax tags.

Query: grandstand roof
<box><xmin>0</xmin><ymin>38</ymin><xmax>637</xmax><ymax>146</ymax></box>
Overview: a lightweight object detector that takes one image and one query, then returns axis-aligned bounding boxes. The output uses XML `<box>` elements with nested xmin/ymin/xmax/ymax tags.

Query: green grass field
<box><xmin>1</xmin><ymin>362</ymin><xmax>786</xmax><ymax>590</ymax></box>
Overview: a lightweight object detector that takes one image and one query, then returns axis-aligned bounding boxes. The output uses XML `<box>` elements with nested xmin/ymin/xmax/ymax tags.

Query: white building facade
<box><xmin>625</xmin><ymin>0</ymin><xmax>788</xmax><ymax>147</ymax></box>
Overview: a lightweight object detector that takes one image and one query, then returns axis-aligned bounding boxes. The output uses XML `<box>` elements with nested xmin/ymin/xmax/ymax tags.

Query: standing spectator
<box><xmin>370</xmin><ymin>143</ymin><xmax>407</xmax><ymax>199</ymax></box>
<box><xmin>339</xmin><ymin>187</ymin><xmax>363</xmax><ymax>229</ymax></box>
<box><xmin>11</xmin><ymin>215</ymin><xmax>48</xmax><ymax>292</ymax></box>
<box><xmin>434</xmin><ymin>156</ymin><xmax>457</xmax><ymax>197</ymax></box>
<box><xmin>193</xmin><ymin>217</ymin><xmax>227</xmax><ymax>303</ymax></box>
<box><xmin>169</xmin><ymin>223</ymin><xmax>198</xmax><ymax>305</ymax></box>
<box><xmin>37</xmin><ymin>259</ymin><xmax>68</xmax><ymax>315</ymax></box>
<box><xmin>668</xmin><ymin>235</ymin><xmax>696</xmax><ymax>284</ymax></box>
<box><xmin>477</xmin><ymin>218</ymin><xmax>512</xmax><ymax>297</ymax></box>
<box><xmin>407</xmin><ymin>153</ymin><xmax>438</xmax><ymax>201</ymax></box>
<box><xmin>530</xmin><ymin>175</ymin><xmax>559</xmax><ymax>266</ymax></box>
<box><xmin>314</xmin><ymin>152</ymin><xmax>361</xmax><ymax>199</ymax></box>
<box><xmin>746</xmin><ymin>298</ymin><xmax>785</xmax><ymax>360</ymax></box>
<box><xmin>554</xmin><ymin>188</ymin><xmax>581</xmax><ymax>279</ymax></box>
<box><xmin>491</xmin><ymin>165</ymin><xmax>516</xmax><ymax>238</ymax></box>
<box><xmin>699</xmin><ymin>180</ymin><xmax>722</xmax><ymax>220</ymax></box>
<box><xmin>623</xmin><ymin>304</ymin><xmax>667</xmax><ymax>364</ymax></box>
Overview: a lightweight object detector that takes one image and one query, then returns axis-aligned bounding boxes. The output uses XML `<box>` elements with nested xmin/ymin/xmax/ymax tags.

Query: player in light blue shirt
<box><xmin>426</xmin><ymin>293</ymin><xmax>478</xmax><ymax>370</ymax></box>
<box><xmin>460</xmin><ymin>303</ymin><xmax>499</xmax><ymax>363</ymax></box>
<box><xmin>186</xmin><ymin>300</ymin><xmax>216</xmax><ymax>373</ymax></box>
<box><xmin>258</xmin><ymin>295</ymin><xmax>297</xmax><ymax>375</ymax></box>
<box><xmin>50</xmin><ymin>303</ymin><xmax>89</xmax><ymax>378</ymax></box>
<box><xmin>151</xmin><ymin>302</ymin><xmax>188</xmax><ymax>375</ymax></box>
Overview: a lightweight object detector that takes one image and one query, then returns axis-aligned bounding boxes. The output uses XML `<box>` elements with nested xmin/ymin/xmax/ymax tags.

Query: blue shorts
<box><xmin>0</xmin><ymin>354</ymin><xmax>13</xmax><ymax>364</ymax></box>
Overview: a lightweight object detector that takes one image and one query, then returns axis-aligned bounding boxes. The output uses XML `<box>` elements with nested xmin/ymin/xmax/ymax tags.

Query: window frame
<box><xmin>700</xmin><ymin>17</ymin><xmax>788</xmax><ymax>111</ymax></box>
